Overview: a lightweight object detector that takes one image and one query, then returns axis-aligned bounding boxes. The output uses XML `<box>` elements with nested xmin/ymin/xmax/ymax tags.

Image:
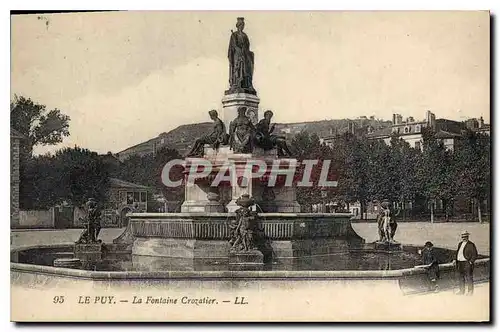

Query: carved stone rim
<box><xmin>127</xmin><ymin>212</ymin><xmax>354</xmax><ymax>219</ymax></box>
<box><xmin>10</xmin><ymin>258</ymin><xmax>491</xmax><ymax>280</ymax></box>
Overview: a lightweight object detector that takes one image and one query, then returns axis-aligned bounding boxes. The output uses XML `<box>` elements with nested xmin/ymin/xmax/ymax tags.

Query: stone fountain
<box><xmin>10</xmin><ymin>18</ymin><xmax>490</xmax><ymax>309</ymax></box>
<box><xmin>110</xmin><ymin>17</ymin><xmax>363</xmax><ymax>269</ymax></box>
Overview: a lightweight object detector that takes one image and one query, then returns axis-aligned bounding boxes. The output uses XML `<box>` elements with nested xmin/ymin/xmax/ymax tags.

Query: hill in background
<box><xmin>116</xmin><ymin>117</ymin><xmax>391</xmax><ymax>160</ymax></box>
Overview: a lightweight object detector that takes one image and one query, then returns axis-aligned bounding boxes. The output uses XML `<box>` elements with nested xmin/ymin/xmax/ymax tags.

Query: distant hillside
<box><xmin>116</xmin><ymin>117</ymin><xmax>392</xmax><ymax>158</ymax></box>
<box><xmin>274</xmin><ymin>118</ymin><xmax>391</xmax><ymax>139</ymax></box>
<box><xmin>158</xmin><ymin>118</ymin><xmax>391</xmax><ymax>154</ymax></box>
<box><xmin>157</xmin><ymin>122</ymin><xmax>214</xmax><ymax>153</ymax></box>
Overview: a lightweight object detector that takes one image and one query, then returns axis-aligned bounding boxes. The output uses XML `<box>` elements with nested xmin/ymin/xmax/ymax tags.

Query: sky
<box><xmin>11</xmin><ymin>11</ymin><xmax>490</xmax><ymax>155</ymax></box>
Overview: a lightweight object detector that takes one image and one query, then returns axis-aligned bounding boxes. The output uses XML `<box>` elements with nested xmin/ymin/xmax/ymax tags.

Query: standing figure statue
<box><xmin>229</xmin><ymin>106</ymin><xmax>255</xmax><ymax>153</ymax></box>
<box><xmin>376</xmin><ymin>200</ymin><xmax>399</xmax><ymax>243</ymax></box>
<box><xmin>255</xmin><ymin>110</ymin><xmax>293</xmax><ymax>157</ymax></box>
<box><xmin>226</xmin><ymin>17</ymin><xmax>256</xmax><ymax>95</ymax></box>
<box><xmin>76</xmin><ymin>198</ymin><xmax>102</xmax><ymax>244</ymax></box>
<box><xmin>186</xmin><ymin>110</ymin><xmax>228</xmax><ymax>157</ymax></box>
<box><xmin>229</xmin><ymin>194</ymin><xmax>259</xmax><ymax>252</ymax></box>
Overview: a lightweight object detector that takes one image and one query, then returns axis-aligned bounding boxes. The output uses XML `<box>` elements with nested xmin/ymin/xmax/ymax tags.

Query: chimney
<box><xmin>426</xmin><ymin>110</ymin><xmax>436</xmax><ymax>131</ymax></box>
<box><xmin>479</xmin><ymin>116</ymin><xmax>484</xmax><ymax>128</ymax></box>
<box><xmin>392</xmin><ymin>114</ymin><xmax>397</xmax><ymax>125</ymax></box>
<box><xmin>396</xmin><ymin>114</ymin><xmax>403</xmax><ymax>125</ymax></box>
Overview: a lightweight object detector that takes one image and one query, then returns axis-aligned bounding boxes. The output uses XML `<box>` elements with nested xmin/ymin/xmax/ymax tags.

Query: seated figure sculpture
<box><xmin>255</xmin><ymin>110</ymin><xmax>292</xmax><ymax>157</ymax></box>
<box><xmin>229</xmin><ymin>106</ymin><xmax>255</xmax><ymax>153</ymax></box>
<box><xmin>187</xmin><ymin>110</ymin><xmax>228</xmax><ymax>157</ymax></box>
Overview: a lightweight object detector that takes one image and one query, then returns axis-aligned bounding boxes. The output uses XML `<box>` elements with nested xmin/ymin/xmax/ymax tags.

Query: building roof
<box><xmin>434</xmin><ymin>130</ymin><xmax>463</xmax><ymax>139</ymax></box>
<box><xmin>109</xmin><ymin>178</ymin><xmax>152</xmax><ymax>190</ymax></box>
<box><xmin>366</xmin><ymin>127</ymin><xmax>392</xmax><ymax>139</ymax></box>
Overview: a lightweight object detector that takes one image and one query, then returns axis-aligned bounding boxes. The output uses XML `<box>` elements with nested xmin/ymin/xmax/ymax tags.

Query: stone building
<box><xmin>11</xmin><ymin>128</ymin><xmax>24</xmax><ymax>227</ymax></box>
<box><xmin>465</xmin><ymin>116</ymin><xmax>491</xmax><ymax>136</ymax></box>
<box><xmin>363</xmin><ymin>110</ymin><xmax>470</xmax><ymax>152</ymax></box>
<box><xmin>106</xmin><ymin>178</ymin><xmax>153</xmax><ymax>227</ymax></box>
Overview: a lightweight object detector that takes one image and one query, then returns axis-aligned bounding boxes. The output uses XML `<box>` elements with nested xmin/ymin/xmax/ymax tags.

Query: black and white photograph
<box><xmin>9</xmin><ymin>10</ymin><xmax>491</xmax><ymax>322</ymax></box>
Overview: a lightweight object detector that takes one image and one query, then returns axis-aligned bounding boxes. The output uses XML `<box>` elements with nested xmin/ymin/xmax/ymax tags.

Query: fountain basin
<box><xmin>10</xmin><ymin>243</ymin><xmax>490</xmax><ymax>296</ymax></box>
<box><xmin>112</xmin><ymin>212</ymin><xmax>364</xmax><ymax>262</ymax></box>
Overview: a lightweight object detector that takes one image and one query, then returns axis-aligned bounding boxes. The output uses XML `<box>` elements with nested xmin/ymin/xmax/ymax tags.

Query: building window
<box><xmin>415</xmin><ymin>141</ymin><xmax>421</xmax><ymax>150</ymax></box>
<box><xmin>133</xmin><ymin>192</ymin><xmax>140</xmax><ymax>202</ymax></box>
<box><xmin>140</xmin><ymin>192</ymin><xmax>147</xmax><ymax>202</ymax></box>
<box><xmin>120</xmin><ymin>191</ymin><xmax>126</xmax><ymax>203</ymax></box>
<box><xmin>126</xmin><ymin>192</ymin><xmax>134</xmax><ymax>204</ymax></box>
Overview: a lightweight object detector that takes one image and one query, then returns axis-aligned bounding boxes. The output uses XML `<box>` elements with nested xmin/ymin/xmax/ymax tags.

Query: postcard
<box><xmin>10</xmin><ymin>10</ymin><xmax>490</xmax><ymax>322</ymax></box>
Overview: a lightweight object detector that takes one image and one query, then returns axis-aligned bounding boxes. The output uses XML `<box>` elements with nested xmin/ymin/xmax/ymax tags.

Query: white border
<box><xmin>2</xmin><ymin>1</ymin><xmax>498</xmax><ymax>331</ymax></box>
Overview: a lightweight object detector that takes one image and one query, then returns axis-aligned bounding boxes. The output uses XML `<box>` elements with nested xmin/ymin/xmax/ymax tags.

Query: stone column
<box><xmin>225</xmin><ymin>159</ymin><xmax>254</xmax><ymax>212</ymax></box>
<box><xmin>221</xmin><ymin>93</ymin><xmax>260</xmax><ymax>130</ymax></box>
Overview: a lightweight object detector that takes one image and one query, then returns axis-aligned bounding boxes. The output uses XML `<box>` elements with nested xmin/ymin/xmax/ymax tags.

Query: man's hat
<box><xmin>461</xmin><ymin>230</ymin><xmax>470</xmax><ymax>237</ymax></box>
<box><xmin>208</xmin><ymin>109</ymin><xmax>218</xmax><ymax>117</ymax></box>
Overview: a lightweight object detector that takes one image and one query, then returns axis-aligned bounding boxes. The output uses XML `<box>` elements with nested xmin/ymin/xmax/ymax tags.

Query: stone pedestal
<box><xmin>226</xmin><ymin>158</ymin><xmax>254</xmax><ymax>212</ymax></box>
<box><xmin>74</xmin><ymin>243</ymin><xmax>103</xmax><ymax>262</ymax></box>
<box><xmin>181</xmin><ymin>157</ymin><xmax>225</xmax><ymax>213</ymax></box>
<box><xmin>229</xmin><ymin>250</ymin><xmax>264</xmax><ymax>271</ymax></box>
<box><xmin>374</xmin><ymin>241</ymin><xmax>403</xmax><ymax>251</ymax></box>
<box><xmin>255</xmin><ymin>185</ymin><xmax>301</xmax><ymax>213</ymax></box>
<box><xmin>221</xmin><ymin>93</ymin><xmax>260</xmax><ymax>130</ymax></box>
<box><xmin>183</xmin><ymin>148</ymin><xmax>301</xmax><ymax>213</ymax></box>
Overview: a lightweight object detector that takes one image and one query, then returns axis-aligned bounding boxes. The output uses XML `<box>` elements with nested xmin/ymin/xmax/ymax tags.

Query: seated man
<box><xmin>420</xmin><ymin>241</ymin><xmax>440</xmax><ymax>291</ymax></box>
<box><xmin>186</xmin><ymin>110</ymin><xmax>227</xmax><ymax>157</ymax></box>
<box><xmin>255</xmin><ymin>110</ymin><xmax>292</xmax><ymax>157</ymax></box>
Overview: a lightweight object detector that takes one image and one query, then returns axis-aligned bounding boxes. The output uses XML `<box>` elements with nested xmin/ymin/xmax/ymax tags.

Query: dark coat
<box><xmin>456</xmin><ymin>241</ymin><xmax>478</xmax><ymax>263</ymax></box>
<box><xmin>422</xmin><ymin>247</ymin><xmax>438</xmax><ymax>265</ymax></box>
<box><xmin>422</xmin><ymin>247</ymin><xmax>440</xmax><ymax>280</ymax></box>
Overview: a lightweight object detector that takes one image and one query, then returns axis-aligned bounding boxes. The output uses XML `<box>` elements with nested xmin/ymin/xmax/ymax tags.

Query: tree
<box><xmin>153</xmin><ymin>147</ymin><xmax>184</xmax><ymax>204</ymax></box>
<box><xmin>19</xmin><ymin>147</ymin><xmax>110</xmax><ymax>209</ymax></box>
<box><xmin>11</xmin><ymin>95</ymin><xmax>70</xmax><ymax>157</ymax></box>
<box><xmin>19</xmin><ymin>154</ymin><xmax>59</xmax><ymax>210</ymax></box>
<box><xmin>335</xmin><ymin>133</ymin><xmax>370</xmax><ymax>218</ymax></box>
<box><xmin>118</xmin><ymin>147</ymin><xmax>184</xmax><ymax>208</ymax></box>
<box><xmin>388</xmin><ymin>136</ymin><xmax>421</xmax><ymax>220</ymax></box>
<box><xmin>454</xmin><ymin>130</ymin><xmax>490</xmax><ymax>223</ymax></box>
<box><xmin>365</xmin><ymin>139</ymin><xmax>394</xmax><ymax>205</ymax></box>
<box><xmin>54</xmin><ymin>147</ymin><xmax>110</xmax><ymax>207</ymax></box>
<box><xmin>417</xmin><ymin>129</ymin><xmax>454</xmax><ymax>223</ymax></box>
<box><xmin>290</xmin><ymin>131</ymin><xmax>326</xmax><ymax>208</ymax></box>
